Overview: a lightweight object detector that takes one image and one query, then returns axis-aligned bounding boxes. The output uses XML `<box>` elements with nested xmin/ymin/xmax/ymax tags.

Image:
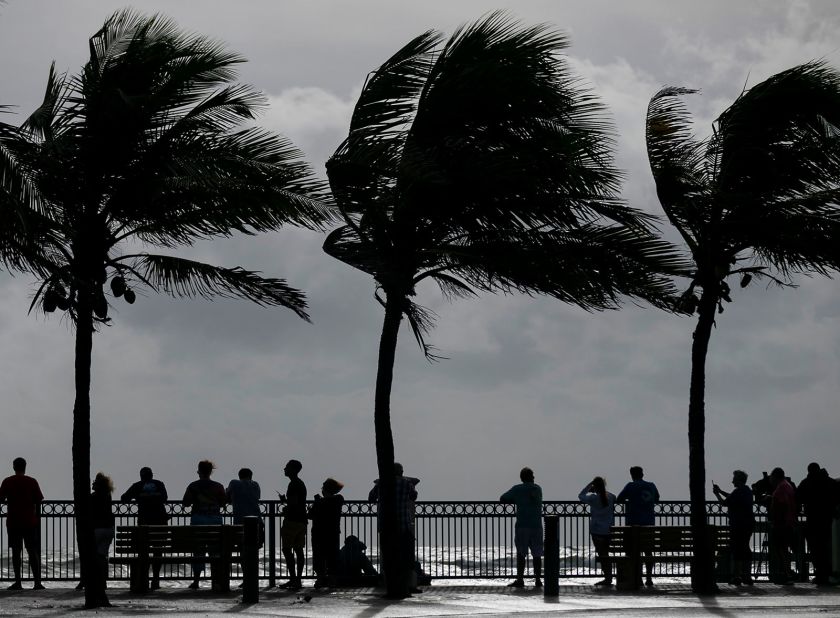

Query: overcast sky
<box><xmin>0</xmin><ymin>1</ymin><xmax>838</xmax><ymax>502</ymax></box>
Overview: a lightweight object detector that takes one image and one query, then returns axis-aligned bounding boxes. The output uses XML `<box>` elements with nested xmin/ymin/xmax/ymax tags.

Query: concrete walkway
<box><xmin>1</xmin><ymin>581</ymin><xmax>839</xmax><ymax>617</ymax></box>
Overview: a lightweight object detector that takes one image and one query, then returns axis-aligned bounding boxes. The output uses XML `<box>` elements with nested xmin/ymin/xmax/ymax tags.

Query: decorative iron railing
<box><xmin>0</xmin><ymin>500</ymin><xmax>799</xmax><ymax>583</ymax></box>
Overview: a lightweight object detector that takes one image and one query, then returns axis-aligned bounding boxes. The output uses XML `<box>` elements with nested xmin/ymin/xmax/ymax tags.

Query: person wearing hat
<box><xmin>309</xmin><ymin>477</ymin><xmax>345</xmax><ymax>588</ymax></box>
<box><xmin>277</xmin><ymin>460</ymin><xmax>307</xmax><ymax>590</ymax></box>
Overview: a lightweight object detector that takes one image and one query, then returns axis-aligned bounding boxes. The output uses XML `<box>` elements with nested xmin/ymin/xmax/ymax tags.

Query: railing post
<box><xmin>242</xmin><ymin>517</ymin><xmax>259</xmax><ymax>603</ymax></box>
<box><xmin>268</xmin><ymin>502</ymin><xmax>276</xmax><ymax>587</ymax></box>
<box><xmin>544</xmin><ymin>515</ymin><xmax>559</xmax><ymax>596</ymax></box>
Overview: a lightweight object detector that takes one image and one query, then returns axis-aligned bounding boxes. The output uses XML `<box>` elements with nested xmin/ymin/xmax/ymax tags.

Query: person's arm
<box><xmin>254</xmin><ymin>481</ymin><xmax>261</xmax><ymax>500</ymax></box>
<box><xmin>368</xmin><ymin>484</ymin><xmax>379</xmax><ymax>503</ymax></box>
<box><xmin>500</xmin><ymin>487</ymin><xmax>515</xmax><ymax>503</ymax></box>
<box><xmin>578</xmin><ymin>484</ymin><xmax>593</xmax><ymax>502</ymax></box>
<box><xmin>225</xmin><ymin>482</ymin><xmax>233</xmax><ymax>503</ymax></box>
<box><xmin>711</xmin><ymin>483</ymin><xmax>729</xmax><ymax>504</ymax></box>
<box><xmin>615</xmin><ymin>484</ymin><xmax>629</xmax><ymax>504</ymax></box>
<box><xmin>34</xmin><ymin>480</ymin><xmax>45</xmax><ymax>504</ymax></box>
<box><xmin>183</xmin><ymin>487</ymin><xmax>193</xmax><ymax>507</ymax></box>
<box><xmin>119</xmin><ymin>482</ymin><xmax>136</xmax><ymax>503</ymax></box>
<box><xmin>652</xmin><ymin>484</ymin><xmax>660</xmax><ymax>503</ymax></box>
<box><xmin>159</xmin><ymin>481</ymin><xmax>168</xmax><ymax>501</ymax></box>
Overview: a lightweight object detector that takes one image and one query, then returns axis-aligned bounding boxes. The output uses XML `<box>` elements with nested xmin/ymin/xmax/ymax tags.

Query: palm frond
<box><xmin>136</xmin><ymin>254</ymin><xmax>309</xmax><ymax>319</ymax></box>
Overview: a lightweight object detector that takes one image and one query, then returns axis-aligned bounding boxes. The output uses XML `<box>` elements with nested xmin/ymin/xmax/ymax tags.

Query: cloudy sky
<box><xmin>0</xmin><ymin>1</ymin><xmax>838</xmax><ymax>502</ymax></box>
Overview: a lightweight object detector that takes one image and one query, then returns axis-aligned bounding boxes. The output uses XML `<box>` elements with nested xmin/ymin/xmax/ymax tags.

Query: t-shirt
<box><xmin>227</xmin><ymin>479</ymin><xmax>261</xmax><ymax>522</ymax></box>
<box><xmin>616</xmin><ymin>479</ymin><xmax>660</xmax><ymax>525</ymax></box>
<box><xmin>90</xmin><ymin>490</ymin><xmax>115</xmax><ymax>529</ymax></box>
<box><xmin>500</xmin><ymin>482</ymin><xmax>543</xmax><ymax>529</ymax></box>
<box><xmin>723</xmin><ymin>485</ymin><xmax>755</xmax><ymax>531</ymax></box>
<box><xmin>183</xmin><ymin>479</ymin><xmax>226</xmax><ymax>516</ymax></box>
<box><xmin>578</xmin><ymin>486</ymin><xmax>616</xmax><ymax>536</ymax></box>
<box><xmin>0</xmin><ymin>474</ymin><xmax>44</xmax><ymax>529</ymax></box>
<box><xmin>121</xmin><ymin>479</ymin><xmax>168</xmax><ymax>525</ymax></box>
<box><xmin>771</xmin><ymin>479</ymin><xmax>797</xmax><ymax>528</ymax></box>
<box><xmin>283</xmin><ymin>477</ymin><xmax>307</xmax><ymax>523</ymax></box>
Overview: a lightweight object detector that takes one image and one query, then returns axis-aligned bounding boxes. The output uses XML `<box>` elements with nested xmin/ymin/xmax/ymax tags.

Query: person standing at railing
<box><xmin>616</xmin><ymin>466</ymin><xmax>659</xmax><ymax>587</ymax></box>
<box><xmin>89</xmin><ymin>472</ymin><xmax>116</xmax><ymax>607</ymax></box>
<box><xmin>0</xmin><ymin>457</ymin><xmax>44</xmax><ymax>590</ymax></box>
<box><xmin>712</xmin><ymin>470</ymin><xmax>755</xmax><ymax>586</ymax></box>
<box><xmin>309</xmin><ymin>478</ymin><xmax>345</xmax><ymax>588</ymax></box>
<box><xmin>277</xmin><ymin>459</ymin><xmax>307</xmax><ymax>590</ymax></box>
<box><xmin>795</xmin><ymin>463</ymin><xmax>838</xmax><ymax>586</ymax></box>
<box><xmin>766</xmin><ymin>467</ymin><xmax>797</xmax><ymax>585</ymax></box>
<box><xmin>500</xmin><ymin>466</ymin><xmax>543</xmax><ymax>589</ymax></box>
<box><xmin>121</xmin><ymin>466</ymin><xmax>169</xmax><ymax>590</ymax></box>
<box><xmin>227</xmin><ymin>467</ymin><xmax>262</xmax><ymax>590</ymax></box>
<box><xmin>579</xmin><ymin>477</ymin><xmax>616</xmax><ymax>586</ymax></box>
<box><xmin>183</xmin><ymin>460</ymin><xmax>227</xmax><ymax>590</ymax></box>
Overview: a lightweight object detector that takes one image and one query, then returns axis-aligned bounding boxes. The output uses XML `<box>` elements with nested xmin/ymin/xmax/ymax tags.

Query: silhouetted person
<box><xmin>183</xmin><ymin>459</ymin><xmax>226</xmax><ymax>590</ymax></box>
<box><xmin>767</xmin><ymin>467</ymin><xmax>797</xmax><ymax>584</ymax></box>
<box><xmin>500</xmin><ymin>467</ymin><xmax>543</xmax><ymax>589</ymax></box>
<box><xmin>121</xmin><ymin>466</ymin><xmax>168</xmax><ymax>589</ymax></box>
<box><xmin>89</xmin><ymin>472</ymin><xmax>115</xmax><ymax>607</ymax></box>
<box><xmin>227</xmin><ymin>468</ymin><xmax>261</xmax><ymax>524</ymax></box>
<box><xmin>579</xmin><ymin>476</ymin><xmax>616</xmax><ymax>586</ymax></box>
<box><xmin>712</xmin><ymin>470</ymin><xmax>755</xmax><ymax>585</ymax></box>
<box><xmin>368</xmin><ymin>462</ymin><xmax>420</xmax><ymax>594</ymax></box>
<box><xmin>0</xmin><ymin>457</ymin><xmax>44</xmax><ymax>590</ymax></box>
<box><xmin>616</xmin><ymin>466</ymin><xmax>659</xmax><ymax>587</ymax></box>
<box><xmin>277</xmin><ymin>459</ymin><xmax>307</xmax><ymax>590</ymax></box>
<box><xmin>796</xmin><ymin>463</ymin><xmax>837</xmax><ymax>585</ymax></box>
<box><xmin>338</xmin><ymin>535</ymin><xmax>378</xmax><ymax>581</ymax></box>
<box><xmin>309</xmin><ymin>477</ymin><xmax>345</xmax><ymax>588</ymax></box>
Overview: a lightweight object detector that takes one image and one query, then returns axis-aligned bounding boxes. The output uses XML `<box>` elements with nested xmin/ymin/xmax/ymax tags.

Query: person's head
<box><xmin>344</xmin><ymin>535</ymin><xmax>365</xmax><ymax>550</ymax></box>
<box><xmin>394</xmin><ymin>462</ymin><xmax>404</xmax><ymax>477</ymax></box>
<box><xmin>322</xmin><ymin>478</ymin><xmax>344</xmax><ymax>496</ymax></box>
<box><xmin>769</xmin><ymin>467</ymin><xmax>785</xmax><ymax>486</ymax></box>
<box><xmin>732</xmin><ymin>470</ymin><xmax>748</xmax><ymax>487</ymax></box>
<box><xmin>197</xmin><ymin>460</ymin><xmax>215</xmax><ymax>478</ymax></box>
<box><xmin>238</xmin><ymin>468</ymin><xmax>253</xmax><ymax>481</ymax></box>
<box><xmin>284</xmin><ymin>459</ymin><xmax>302</xmax><ymax>478</ymax></box>
<box><xmin>591</xmin><ymin>476</ymin><xmax>606</xmax><ymax>492</ymax></box>
<box><xmin>12</xmin><ymin>457</ymin><xmax>26</xmax><ymax>474</ymax></box>
<box><xmin>807</xmin><ymin>462</ymin><xmax>821</xmax><ymax>475</ymax></box>
<box><xmin>93</xmin><ymin>472</ymin><xmax>114</xmax><ymax>494</ymax></box>
<box><xmin>140</xmin><ymin>467</ymin><xmax>153</xmax><ymax>482</ymax></box>
<box><xmin>520</xmin><ymin>467</ymin><xmax>534</xmax><ymax>483</ymax></box>
<box><xmin>629</xmin><ymin>466</ymin><xmax>644</xmax><ymax>481</ymax></box>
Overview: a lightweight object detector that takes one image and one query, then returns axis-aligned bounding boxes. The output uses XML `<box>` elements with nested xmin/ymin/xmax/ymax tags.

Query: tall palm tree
<box><xmin>0</xmin><ymin>11</ymin><xmax>327</xmax><ymax>607</ymax></box>
<box><xmin>324</xmin><ymin>12</ymin><xmax>684</xmax><ymax>598</ymax></box>
<box><xmin>645</xmin><ymin>61</ymin><xmax>840</xmax><ymax>593</ymax></box>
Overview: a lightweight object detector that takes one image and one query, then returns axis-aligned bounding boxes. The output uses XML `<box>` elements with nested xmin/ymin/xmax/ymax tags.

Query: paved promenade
<box><xmin>1</xmin><ymin>580</ymin><xmax>839</xmax><ymax>617</ymax></box>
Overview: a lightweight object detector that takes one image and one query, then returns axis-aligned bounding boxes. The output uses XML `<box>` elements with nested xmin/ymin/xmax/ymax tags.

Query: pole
<box><xmin>242</xmin><ymin>517</ymin><xmax>259</xmax><ymax>603</ymax></box>
<box><xmin>544</xmin><ymin>515</ymin><xmax>559</xmax><ymax>596</ymax></box>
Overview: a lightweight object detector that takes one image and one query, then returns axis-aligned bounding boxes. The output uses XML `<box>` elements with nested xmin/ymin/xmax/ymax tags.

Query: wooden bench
<box><xmin>607</xmin><ymin>525</ymin><xmax>729</xmax><ymax>589</ymax></box>
<box><xmin>113</xmin><ymin>525</ymin><xmax>243</xmax><ymax>592</ymax></box>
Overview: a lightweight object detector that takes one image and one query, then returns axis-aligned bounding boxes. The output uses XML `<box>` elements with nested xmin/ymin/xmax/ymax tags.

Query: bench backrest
<box><xmin>610</xmin><ymin>526</ymin><xmax>729</xmax><ymax>554</ymax></box>
<box><xmin>115</xmin><ymin>525</ymin><xmax>243</xmax><ymax>557</ymax></box>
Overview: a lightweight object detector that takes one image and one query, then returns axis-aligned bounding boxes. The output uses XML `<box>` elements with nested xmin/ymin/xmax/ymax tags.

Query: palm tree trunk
<box><xmin>374</xmin><ymin>292</ymin><xmax>407</xmax><ymax>598</ymax></box>
<box><xmin>688</xmin><ymin>289</ymin><xmax>717</xmax><ymax>594</ymax></box>
<box><xmin>72</xmin><ymin>298</ymin><xmax>104</xmax><ymax>607</ymax></box>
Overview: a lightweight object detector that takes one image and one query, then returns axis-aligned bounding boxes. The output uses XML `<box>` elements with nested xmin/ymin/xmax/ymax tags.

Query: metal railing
<box><xmin>0</xmin><ymin>500</ymin><xmax>797</xmax><ymax>583</ymax></box>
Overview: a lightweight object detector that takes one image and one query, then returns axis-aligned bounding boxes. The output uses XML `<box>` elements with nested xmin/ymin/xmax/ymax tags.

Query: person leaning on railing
<box><xmin>578</xmin><ymin>477</ymin><xmax>616</xmax><ymax>587</ymax></box>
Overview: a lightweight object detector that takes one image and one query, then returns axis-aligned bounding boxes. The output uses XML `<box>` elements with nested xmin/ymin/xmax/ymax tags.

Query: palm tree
<box><xmin>0</xmin><ymin>11</ymin><xmax>327</xmax><ymax>607</ymax></box>
<box><xmin>324</xmin><ymin>12</ymin><xmax>684</xmax><ymax>598</ymax></box>
<box><xmin>645</xmin><ymin>61</ymin><xmax>840</xmax><ymax>593</ymax></box>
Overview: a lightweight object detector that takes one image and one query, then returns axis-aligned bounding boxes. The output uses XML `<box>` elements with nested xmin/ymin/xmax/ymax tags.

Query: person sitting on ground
<box><xmin>500</xmin><ymin>467</ymin><xmax>543</xmax><ymax>589</ymax></box>
<box><xmin>89</xmin><ymin>472</ymin><xmax>116</xmax><ymax>607</ymax></box>
<box><xmin>309</xmin><ymin>477</ymin><xmax>345</xmax><ymax>588</ymax></box>
<box><xmin>579</xmin><ymin>476</ymin><xmax>616</xmax><ymax>586</ymax></box>
<box><xmin>616</xmin><ymin>466</ymin><xmax>659</xmax><ymax>587</ymax></box>
<box><xmin>183</xmin><ymin>460</ymin><xmax>227</xmax><ymax>590</ymax></box>
<box><xmin>712</xmin><ymin>470</ymin><xmax>755</xmax><ymax>586</ymax></box>
<box><xmin>121</xmin><ymin>466</ymin><xmax>168</xmax><ymax>589</ymax></box>
<box><xmin>278</xmin><ymin>459</ymin><xmax>307</xmax><ymax>590</ymax></box>
<box><xmin>0</xmin><ymin>457</ymin><xmax>45</xmax><ymax>590</ymax></box>
<box><xmin>338</xmin><ymin>535</ymin><xmax>379</xmax><ymax>582</ymax></box>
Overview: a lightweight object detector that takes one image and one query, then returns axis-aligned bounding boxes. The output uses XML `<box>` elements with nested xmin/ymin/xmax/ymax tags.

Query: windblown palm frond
<box><xmin>135</xmin><ymin>254</ymin><xmax>309</xmax><ymax>318</ymax></box>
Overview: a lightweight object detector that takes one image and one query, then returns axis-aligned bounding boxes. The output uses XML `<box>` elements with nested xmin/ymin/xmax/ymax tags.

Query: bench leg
<box><xmin>129</xmin><ymin>561</ymin><xmax>150</xmax><ymax>593</ymax></box>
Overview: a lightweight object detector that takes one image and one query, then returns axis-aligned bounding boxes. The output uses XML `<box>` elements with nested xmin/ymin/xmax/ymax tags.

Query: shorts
<box><xmin>8</xmin><ymin>526</ymin><xmax>40</xmax><ymax>552</ymax></box>
<box><xmin>281</xmin><ymin>520</ymin><xmax>307</xmax><ymax>550</ymax></box>
<box><xmin>514</xmin><ymin>526</ymin><xmax>543</xmax><ymax>558</ymax></box>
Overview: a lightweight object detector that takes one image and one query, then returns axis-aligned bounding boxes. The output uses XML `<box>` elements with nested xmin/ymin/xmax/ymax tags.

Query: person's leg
<box><xmin>592</xmin><ymin>534</ymin><xmax>612</xmax><ymax>583</ymax></box>
<box><xmin>643</xmin><ymin>550</ymin><xmax>654</xmax><ymax>585</ymax></box>
<box><xmin>533</xmin><ymin>556</ymin><xmax>542</xmax><ymax>586</ymax></box>
<box><xmin>508</xmin><ymin>528</ymin><xmax>526</xmax><ymax>586</ymax></box>
<box><xmin>10</xmin><ymin>548</ymin><xmax>22</xmax><ymax>587</ymax></box>
<box><xmin>25</xmin><ymin>529</ymin><xmax>44</xmax><ymax>589</ymax></box>
<box><xmin>294</xmin><ymin>547</ymin><xmax>305</xmax><ymax>584</ymax></box>
<box><xmin>531</xmin><ymin>528</ymin><xmax>544</xmax><ymax>587</ymax></box>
